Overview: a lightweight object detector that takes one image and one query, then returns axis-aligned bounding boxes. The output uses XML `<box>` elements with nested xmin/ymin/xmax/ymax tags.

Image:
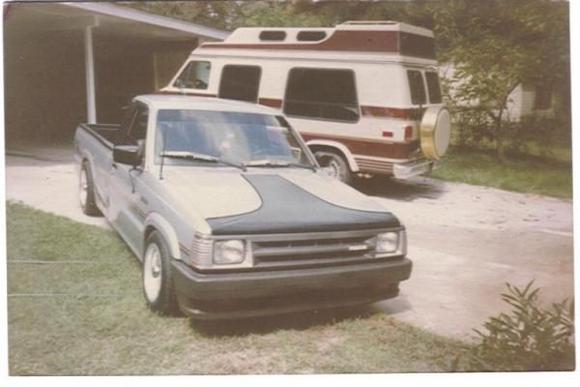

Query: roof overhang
<box><xmin>4</xmin><ymin>1</ymin><xmax>230</xmax><ymax>42</ymax></box>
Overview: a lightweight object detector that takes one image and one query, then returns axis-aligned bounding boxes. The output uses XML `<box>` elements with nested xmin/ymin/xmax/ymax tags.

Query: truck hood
<box><xmin>163</xmin><ymin>168</ymin><xmax>400</xmax><ymax>235</ymax></box>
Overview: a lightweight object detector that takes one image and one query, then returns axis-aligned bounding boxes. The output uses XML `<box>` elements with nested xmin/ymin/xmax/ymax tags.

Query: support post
<box><xmin>84</xmin><ymin>25</ymin><xmax>97</xmax><ymax>124</ymax></box>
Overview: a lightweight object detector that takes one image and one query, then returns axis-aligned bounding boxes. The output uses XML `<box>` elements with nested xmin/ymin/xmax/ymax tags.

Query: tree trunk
<box><xmin>495</xmin><ymin>108</ymin><xmax>505</xmax><ymax>162</ymax></box>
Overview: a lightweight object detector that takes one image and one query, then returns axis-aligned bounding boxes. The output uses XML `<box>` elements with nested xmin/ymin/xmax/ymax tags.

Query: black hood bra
<box><xmin>207</xmin><ymin>174</ymin><xmax>400</xmax><ymax>235</ymax></box>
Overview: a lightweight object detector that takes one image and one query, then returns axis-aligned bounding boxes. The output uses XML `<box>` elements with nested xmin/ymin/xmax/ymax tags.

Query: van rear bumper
<box><xmin>171</xmin><ymin>258</ymin><xmax>412</xmax><ymax>319</ymax></box>
<box><xmin>393</xmin><ymin>159</ymin><xmax>434</xmax><ymax>179</ymax></box>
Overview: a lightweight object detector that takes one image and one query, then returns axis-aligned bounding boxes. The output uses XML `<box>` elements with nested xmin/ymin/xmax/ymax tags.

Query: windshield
<box><xmin>155</xmin><ymin>109</ymin><xmax>314</xmax><ymax>168</ymax></box>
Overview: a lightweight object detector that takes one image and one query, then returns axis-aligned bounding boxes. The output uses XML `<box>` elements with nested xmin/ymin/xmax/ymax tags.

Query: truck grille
<box><xmin>250</xmin><ymin>231</ymin><xmax>381</xmax><ymax>269</ymax></box>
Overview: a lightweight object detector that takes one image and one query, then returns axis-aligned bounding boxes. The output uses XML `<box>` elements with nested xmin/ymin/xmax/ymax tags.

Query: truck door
<box><xmin>108</xmin><ymin>102</ymin><xmax>149</xmax><ymax>256</ymax></box>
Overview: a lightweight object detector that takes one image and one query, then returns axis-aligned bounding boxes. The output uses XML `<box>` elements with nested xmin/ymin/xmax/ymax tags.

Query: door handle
<box><xmin>111</xmin><ymin>163</ymin><xmax>118</xmax><ymax>170</ymax></box>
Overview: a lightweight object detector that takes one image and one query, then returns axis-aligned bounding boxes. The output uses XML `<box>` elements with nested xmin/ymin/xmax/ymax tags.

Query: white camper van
<box><xmin>162</xmin><ymin>21</ymin><xmax>451</xmax><ymax>183</ymax></box>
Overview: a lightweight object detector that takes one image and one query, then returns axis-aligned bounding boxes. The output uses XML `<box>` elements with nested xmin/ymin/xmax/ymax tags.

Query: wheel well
<box><xmin>144</xmin><ymin>226</ymin><xmax>156</xmax><ymax>243</ymax></box>
<box><xmin>308</xmin><ymin>145</ymin><xmax>351</xmax><ymax>170</ymax></box>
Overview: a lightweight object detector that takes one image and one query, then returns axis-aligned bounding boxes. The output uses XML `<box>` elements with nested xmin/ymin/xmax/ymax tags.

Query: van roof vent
<box><xmin>296</xmin><ymin>30</ymin><xmax>327</xmax><ymax>41</ymax></box>
<box><xmin>259</xmin><ymin>30</ymin><xmax>287</xmax><ymax>41</ymax></box>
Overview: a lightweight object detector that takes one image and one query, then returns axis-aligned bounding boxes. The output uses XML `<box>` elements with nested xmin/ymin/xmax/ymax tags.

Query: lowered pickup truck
<box><xmin>73</xmin><ymin>95</ymin><xmax>412</xmax><ymax>319</ymax></box>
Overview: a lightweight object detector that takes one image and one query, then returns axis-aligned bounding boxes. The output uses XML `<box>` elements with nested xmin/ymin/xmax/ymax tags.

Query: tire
<box><xmin>79</xmin><ymin>161</ymin><xmax>102</xmax><ymax>216</ymax></box>
<box><xmin>314</xmin><ymin>150</ymin><xmax>353</xmax><ymax>185</ymax></box>
<box><xmin>420</xmin><ymin>106</ymin><xmax>451</xmax><ymax>160</ymax></box>
<box><xmin>142</xmin><ymin>231</ymin><xmax>180</xmax><ymax>316</ymax></box>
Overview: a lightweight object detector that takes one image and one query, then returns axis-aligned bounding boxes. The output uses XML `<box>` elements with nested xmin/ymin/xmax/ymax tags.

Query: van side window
<box><xmin>407</xmin><ymin>70</ymin><xmax>427</xmax><ymax>105</ymax></box>
<box><xmin>127</xmin><ymin>104</ymin><xmax>149</xmax><ymax>144</ymax></box>
<box><xmin>425</xmin><ymin>72</ymin><xmax>442</xmax><ymax>104</ymax></box>
<box><xmin>284</xmin><ymin>68</ymin><xmax>359</xmax><ymax>122</ymax></box>
<box><xmin>219</xmin><ymin>65</ymin><xmax>261</xmax><ymax>103</ymax></box>
<box><xmin>173</xmin><ymin>61</ymin><xmax>211</xmax><ymax>90</ymax></box>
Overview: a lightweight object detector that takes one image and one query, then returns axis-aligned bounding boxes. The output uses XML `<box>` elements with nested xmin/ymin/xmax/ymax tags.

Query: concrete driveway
<box><xmin>5</xmin><ymin>144</ymin><xmax>574</xmax><ymax>340</ymax></box>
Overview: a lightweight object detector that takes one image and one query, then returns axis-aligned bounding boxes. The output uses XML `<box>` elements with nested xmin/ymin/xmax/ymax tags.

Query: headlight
<box><xmin>373</xmin><ymin>230</ymin><xmax>406</xmax><ymax>257</ymax></box>
<box><xmin>213</xmin><ymin>240</ymin><xmax>245</xmax><ymax>265</ymax></box>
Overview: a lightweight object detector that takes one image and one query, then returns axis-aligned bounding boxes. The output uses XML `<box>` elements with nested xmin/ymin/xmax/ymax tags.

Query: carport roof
<box><xmin>4</xmin><ymin>1</ymin><xmax>230</xmax><ymax>41</ymax></box>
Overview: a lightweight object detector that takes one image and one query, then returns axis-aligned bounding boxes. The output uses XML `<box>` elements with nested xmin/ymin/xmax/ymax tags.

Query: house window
<box><xmin>218</xmin><ymin>65</ymin><xmax>261</xmax><ymax>103</ymax></box>
<box><xmin>173</xmin><ymin>61</ymin><xmax>211</xmax><ymax>90</ymax></box>
<box><xmin>425</xmin><ymin>72</ymin><xmax>442</xmax><ymax>104</ymax></box>
<box><xmin>407</xmin><ymin>70</ymin><xmax>427</xmax><ymax>105</ymax></box>
<box><xmin>284</xmin><ymin>68</ymin><xmax>359</xmax><ymax>122</ymax></box>
<box><xmin>534</xmin><ymin>83</ymin><xmax>553</xmax><ymax>110</ymax></box>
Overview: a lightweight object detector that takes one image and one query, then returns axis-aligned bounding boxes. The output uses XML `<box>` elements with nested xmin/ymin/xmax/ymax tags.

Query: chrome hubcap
<box><xmin>144</xmin><ymin>243</ymin><xmax>162</xmax><ymax>303</ymax></box>
<box><xmin>79</xmin><ymin>168</ymin><xmax>88</xmax><ymax>207</ymax></box>
<box><xmin>327</xmin><ymin>159</ymin><xmax>341</xmax><ymax>178</ymax></box>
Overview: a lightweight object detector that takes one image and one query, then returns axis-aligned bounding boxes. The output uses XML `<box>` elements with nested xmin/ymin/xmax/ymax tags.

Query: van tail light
<box><xmin>404</xmin><ymin>125</ymin><xmax>413</xmax><ymax>141</ymax></box>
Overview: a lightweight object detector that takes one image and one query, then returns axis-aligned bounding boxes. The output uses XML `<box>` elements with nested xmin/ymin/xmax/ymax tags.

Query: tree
<box><xmin>432</xmin><ymin>0</ymin><xmax>570</xmax><ymax>159</ymax></box>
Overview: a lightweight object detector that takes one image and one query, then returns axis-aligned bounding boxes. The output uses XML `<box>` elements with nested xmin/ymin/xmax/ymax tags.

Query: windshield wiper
<box><xmin>244</xmin><ymin>159</ymin><xmax>316</xmax><ymax>171</ymax></box>
<box><xmin>160</xmin><ymin>151</ymin><xmax>246</xmax><ymax>171</ymax></box>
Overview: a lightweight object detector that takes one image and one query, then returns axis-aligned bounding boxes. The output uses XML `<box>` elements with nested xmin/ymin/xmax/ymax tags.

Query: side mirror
<box><xmin>113</xmin><ymin>145</ymin><xmax>140</xmax><ymax>166</ymax></box>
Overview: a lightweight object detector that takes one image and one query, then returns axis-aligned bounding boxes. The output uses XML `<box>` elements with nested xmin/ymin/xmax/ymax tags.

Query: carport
<box><xmin>3</xmin><ymin>1</ymin><xmax>228</xmax><ymax>144</ymax></box>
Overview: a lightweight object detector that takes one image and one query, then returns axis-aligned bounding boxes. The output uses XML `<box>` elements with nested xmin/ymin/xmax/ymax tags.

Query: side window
<box><xmin>425</xmin><ymin>72</ymin><xmax>442</xmax><ymax>104</ymax></box>
<box><xmin>284</xmin><ymin>68</ymin><xmax>359</xmax><ymax>122</ymax></box>
<box><xmin>173</xmin><ymin>61</ymin><xmax>211</xmax><ymax>90</ymax></box>
<box><xmin>218</xmin><ymin>65</ymin><xmax>261</xmax><ymax>103</ymax></box>
<box><xmin>407</xmin><ymin>70</ymin><xmax>427</xmax><ymax>105</ymax></box>
<box><xmin>127</xmin><ymin>104</ymin><xmax>149</xmax><ymax>144</ymax></box>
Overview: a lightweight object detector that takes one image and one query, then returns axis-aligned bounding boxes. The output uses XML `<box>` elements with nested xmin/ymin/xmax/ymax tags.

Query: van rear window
<box><xmin>425</xmin><ymin>72</ymin><xmax>442</xmax><ymax>104</ymax></box>
<box><xmin>407</xmin><ymin>70</ymin><xmax>427</xmax><ymax>105</ymax></box>
<box><xmin>284</xmin><ymin>68</ymin><xmax>359</xmax><ymax>122</ymax></box>
<box><xmin>400</xmin><ymin>33</ymin><xmax>436</xmax><ymax>59</ymax></box>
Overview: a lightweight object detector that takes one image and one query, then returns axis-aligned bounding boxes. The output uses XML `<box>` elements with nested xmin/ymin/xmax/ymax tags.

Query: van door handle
<box><xmin>111</xmin><ymin>163</ymin><xmax>118</xmax><ymax>170</ymax></box>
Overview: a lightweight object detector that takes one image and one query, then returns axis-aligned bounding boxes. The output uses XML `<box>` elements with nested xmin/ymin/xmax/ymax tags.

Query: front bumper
<box><xmin>171</xmin><ymin>258</ymin><xmax>412</xmax><ymax>319</ymax></box>
<box><xmin>393</xmin><ymin>159</ymin><xmax>434</xmax><ymax>179</ymax></box>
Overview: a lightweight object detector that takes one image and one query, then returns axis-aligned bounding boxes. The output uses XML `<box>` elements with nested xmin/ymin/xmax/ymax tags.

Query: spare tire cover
<box><xmin>420</xmin><ymin>106</ymin><xmax>451</xmax><ymax>160</ymax></box>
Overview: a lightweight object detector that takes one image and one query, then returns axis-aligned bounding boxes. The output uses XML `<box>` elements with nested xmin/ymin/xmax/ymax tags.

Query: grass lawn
<box><xmin>6</xmin><ymin>202</ymin><xmax>470</xmax><ymax>375</ymax></box>
<box><xmin>431</xmin><ymin>148</ymin><xmax>572</xmax><ymax>199</ymax></box>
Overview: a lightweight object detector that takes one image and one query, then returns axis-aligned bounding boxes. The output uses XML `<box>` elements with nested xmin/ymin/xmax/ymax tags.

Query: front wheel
<box><xmin>314</xmin><ymin>150</ymin><xmax>352</xmax><ymax>185</ymax></box>
<box><xmin>143</xmin><ymin>231</ymin><xmax>180</xmax><ymax>316</ymax></box>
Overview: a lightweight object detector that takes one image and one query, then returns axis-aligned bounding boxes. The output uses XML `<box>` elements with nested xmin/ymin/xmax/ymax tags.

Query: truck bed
<box><xmin>79</xmin><ymin>123</ymin><xmax>123</xmax><ymax>149</ymax></box>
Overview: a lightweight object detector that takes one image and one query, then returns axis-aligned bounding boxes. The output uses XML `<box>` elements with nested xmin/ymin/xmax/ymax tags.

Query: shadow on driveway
<box><xmin>353</xmin><ymin>176</ymin><xmax>447</xmax><ymax>201</ymax></box>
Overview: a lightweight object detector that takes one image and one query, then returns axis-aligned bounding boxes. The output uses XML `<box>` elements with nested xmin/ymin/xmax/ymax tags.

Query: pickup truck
<box><xmin>73</xmin><ymin>94</ymin><xmax>412</xmax><ymax>319</ymax></box>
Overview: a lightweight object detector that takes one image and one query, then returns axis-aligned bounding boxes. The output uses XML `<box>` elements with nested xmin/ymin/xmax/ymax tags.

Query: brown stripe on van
<box><xmin>258</xmin><ymin>98</ymin><xmax>283</xmax><ymax>108</ymax></box>
<box><xmin>300</xmin><ymin>132</ymin><xmax>420</xmax><ymax>159</ymax></box>
<box><xmin>201</xmin><ymin>30</ymin><xmax>399</xmax><ymax>53</ymax></box>
<box><xmin>361</xmin><ymin>106</ymin><xmax>424</xmax><ymax>120</ymax></box>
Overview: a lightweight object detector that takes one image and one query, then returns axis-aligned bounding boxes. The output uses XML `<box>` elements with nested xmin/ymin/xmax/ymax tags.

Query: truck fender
<box><xmin>144</xmin><ymin>212</ymin><xmax>181</xmax><ymax>260</ymax></box>
<box><xmin>306</xmin><ymin>139</ymin><xmax>360</xmax><ymax>172</ymax></box>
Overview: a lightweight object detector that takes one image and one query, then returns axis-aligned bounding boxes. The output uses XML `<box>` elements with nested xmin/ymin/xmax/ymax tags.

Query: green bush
<box><xmin>467</xmin><ymin>281</ymin><xmax>575</xmax><ymax>371</ymax></box>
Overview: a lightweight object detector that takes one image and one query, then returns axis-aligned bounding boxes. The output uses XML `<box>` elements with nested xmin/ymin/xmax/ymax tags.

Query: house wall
<box><xmin>4</xmin><ymin>27</ymin><xmax>196</xmax><ymax>144</ymax></box>
<box><xmin>3</xmin><ymin>29</ymin><xmax>87</xmax><ymax>143</ymax></box>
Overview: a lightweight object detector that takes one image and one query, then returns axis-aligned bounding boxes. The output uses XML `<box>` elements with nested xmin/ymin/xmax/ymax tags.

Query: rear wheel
<box><xmin>314</xmin><ymin>150</ymin><xmax>352</xmax><ymax>185</ymax></box>
<box><xmin>143</xmin><ymin>231</ymin><xmax>180</xmax><ymax>316</ymax></box>
<box><xmin>79</xmin><ymin>161</ymin><xmax>101</xmax><ymax>216</ymax></box>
